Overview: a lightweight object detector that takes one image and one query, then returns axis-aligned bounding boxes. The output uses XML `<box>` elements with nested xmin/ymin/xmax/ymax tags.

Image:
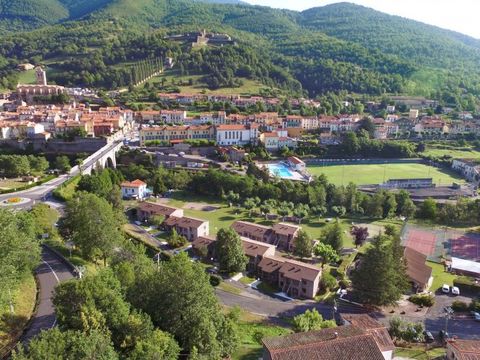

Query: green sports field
<box><xmin>307</xmin><ymin>163</ymin><xmax>464</xmax><ymax>186</ymax></box>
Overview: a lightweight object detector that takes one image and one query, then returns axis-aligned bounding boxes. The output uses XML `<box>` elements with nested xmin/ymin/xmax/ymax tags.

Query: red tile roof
<box><xmin>263</xmin><ymin>326</ymin><xmax>385</xmax><ymax>360</ymax></box>
<box><xmin>404</xmin><ymin>247</ymin><xmax>433</xmax><ymax>288</ymax></box>
<box><xmin>447</xmin><ymin>339</ymin><xmax>480</xmax><ymax>359</ymax></box>
<box><xmin>341</xmin><ymin>314</ymin><xmax>395</xmax><ymax>352</ymax></box>
<box><xmin>121</xmin><ymin>179</ymin><xmax>146</xmax><ymax>188</ymax></box>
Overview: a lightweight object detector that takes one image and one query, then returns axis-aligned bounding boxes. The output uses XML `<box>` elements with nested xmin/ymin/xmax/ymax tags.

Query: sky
<box><xmin>245</xmin><ymin>0</ymin><xmax>480</xmax><ymax>39</ymax></box>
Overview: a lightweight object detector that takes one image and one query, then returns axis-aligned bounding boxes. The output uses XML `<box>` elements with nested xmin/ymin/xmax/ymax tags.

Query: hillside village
<box><xmin>2</xmin><ymin>1</ymin><xmax>480</xmax><ymax>359</ymax></box>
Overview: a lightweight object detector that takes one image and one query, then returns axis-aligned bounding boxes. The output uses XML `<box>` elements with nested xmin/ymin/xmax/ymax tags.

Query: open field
<box><xmin>155</xmin><ymin>191</ymin><xmax>401</xmax><ymax>248</ymax></box>
<box><xmin>0</xmin><ymin>274</ymin><xmax>36</xmax><ymax>358</ymax></box>
<box><xmin>423</xmin><ymin>147</ymin><xmax>480</xmax><ymax>159</ymax></box>
<box><xmin>146</xmin><ymin>70</ymin><xmax>272</xmax><ymax>95</ymax></box>
<box><xmin>307</xmin><ymin>163</ymin><xmax>464</xmax><ymax>186</ymax></box>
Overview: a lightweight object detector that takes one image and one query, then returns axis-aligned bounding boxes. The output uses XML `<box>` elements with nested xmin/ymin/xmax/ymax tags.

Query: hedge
<box><xmin>454</xmin><ymin>276</ymin><xmax>480</xmax><ymax>293</ymax></box>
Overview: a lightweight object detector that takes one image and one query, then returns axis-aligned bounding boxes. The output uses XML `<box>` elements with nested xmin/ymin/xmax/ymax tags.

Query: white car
<box><xmin>451</xmin><ymin>286</ymin><xmax>460</xmax><ymax>295</ymax></box>
<box><xmin>472</xmin><ymin>312</ymin><xmax>480</xmax><ymax>321</ymax></box>
<box><xmin>442</xmin><ymin>284</ymin><xmax>450</xmax><ymax>293</ymax></box>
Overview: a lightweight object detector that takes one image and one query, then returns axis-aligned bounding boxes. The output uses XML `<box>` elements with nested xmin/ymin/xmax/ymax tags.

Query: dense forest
<box><xmin>1</xmin><ymin>0</ymin><xmax>480</xmax><ymax>102</ymax></box>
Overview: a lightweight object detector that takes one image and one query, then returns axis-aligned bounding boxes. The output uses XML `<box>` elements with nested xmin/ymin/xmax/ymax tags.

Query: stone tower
<box><xmin>35</xmin><ymin>66</ymin><xmax>47</xmax><ymax>86</ymax></box>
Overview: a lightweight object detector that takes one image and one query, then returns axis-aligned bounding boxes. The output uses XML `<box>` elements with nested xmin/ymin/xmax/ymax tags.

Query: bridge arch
<box><xmin>104</xmin><ymin>156</ymin><xmax>115</xmax><ymax>169</ymax></box>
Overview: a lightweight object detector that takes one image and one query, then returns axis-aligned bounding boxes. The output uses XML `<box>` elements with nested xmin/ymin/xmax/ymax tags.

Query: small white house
<box><xmin>287</xmin><ymin>156</ymin><xmax>306</xmax><ymax>172</ymax></box>
<box><xmin>121</xmin><ymin>179</ymin><xmax>147</xmax><ymax>200</ymax></box>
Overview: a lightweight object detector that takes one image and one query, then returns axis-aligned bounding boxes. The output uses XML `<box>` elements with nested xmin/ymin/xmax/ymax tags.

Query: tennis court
<box><xmin>450</xmin><ymin>232</ymin><xmax>480</xmax><ymax>262</ymax></box>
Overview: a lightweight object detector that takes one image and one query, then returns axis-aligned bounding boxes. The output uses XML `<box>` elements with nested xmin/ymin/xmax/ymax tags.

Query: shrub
<box><xmin>451</xmin><ymin>300</ymin><xmax>469</xmax><ymax>312</ymax></box>
<box><xmin>320</xmin><ymin>273</ymin><xmax>337</xmax><ymax>291</ymax></box>
<box><xmin>209</xmin><ymin>275</ymin><xmax>221</xmax><ymax>287</ymax></box>
<box><xmin>454</xmin><ymin>276</ymin><xmax>480</xmax><ymax>293</ymax></box>
<box><xmin>408</xmin><ymin>294</ymin><xmax>435</xmax><ymax>307</ymax></box>
<box><xmin>470</xmin><ymin>298</ymin><xmax>480</xmax><ymax>312</ymax></box>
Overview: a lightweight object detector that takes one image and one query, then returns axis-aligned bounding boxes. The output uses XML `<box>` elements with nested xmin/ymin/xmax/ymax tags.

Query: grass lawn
<box><xmin>230</xmin><ymin>309</ymin><xmax>292</xmax><ymax>360</ymax></box>
<box><xmin>17</xmin><ymin>69</ymin><xmax>36</xmax><ymax>84</ymax></box>
<box><xmin>428</xmin><ymin>261</ymin><xmax>457</xmax><ymax>292</ymax></box>
<box><xmin>218</xmin><ymin>281</ymin><xmax>242</xmax><ymax>295</ymax></box>
<box><xmin>394</xmin><ymin>346</ymin><xmax>446</xmax><ymax>359</ymax></box>
<box><xmin>239</xmin><ymin>276</ymin><xmax>256</xmax><ymax>285</ymax></box>
<box><xmin>307</xmin><ymin>163</ymin><xmax>464</xmax><ymax>186</ymax></box>
<box><xmin>0</xmin><ymin>179</ymin><xmax>25</xmax><ymax>190</ymax></box>
<box><xmin>423</xmin><ymin>146</ymin><xmax>480</xmax><ymax>160</ymax></box>
<box><xmin>0</xmin><ymin>274</ymin><xmax>37</xmax><ymax>358</ymax></box>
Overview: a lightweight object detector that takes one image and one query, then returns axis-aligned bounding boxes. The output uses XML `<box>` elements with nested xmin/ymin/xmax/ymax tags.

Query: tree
<box><xmin>418</xmin><ymin>198</ymin><xmax>437</xmax><ymax>220</ymax></box>
<box><xmin>166</xmin><ymin>228</ymin><xmax>187</xmax><ymax>248</ymax></box>
<box><xmin>313</xmin><ymin>242</ymin><xmax>339</xmax><ymax>267</ymax></box>
<box><xmin>128</xmin><ymin>254</ymin><xmax>238</xmax><ymax>358</ymax></box>
<box><xmin>351</xmin><ymin>233</ymin><xmax>409</xmax><ymax>306</ymax></box>
<box><xmin>152</xmin><ymin>178</ymin><xmax>167</xmax><ymax>197</ymax></box>
<box><xmin>277</xmin><ymin>206</ymin><xmax>290</xmax><ymax>221</ymax></box>
<box><xmin>13</xmin><ymin>329</ymin><xmax>118</xmax><ymax>360</ymax></box>
<box><xmin>293</xmin><ymin>230</ymin><xmax>313</xmax><ymax>259</ymax></box>
<box><xmin>323</xmin><ymin>221</ymin><xmax>344</xmax><ymax>253</ymax></box>
<box><xmin>28</xmin><ymin>156</ymin><xmax>49</xmax><ymax>174</ymax></box>
<box><xmin>243</xmin><ymin>198</ymin><xmax>257</xmax><ymax>217</ymax></box>
<box><xmin>292</xmin><ymin>309</ymin><xmax>336</xmax><ymax>333</ymax></box>
<box><xmin>127</xmin><ymin>329</ymin><xmax>180</xmax><ymax>360</ymax></box>
<box><xmin>150</xmin><ymin>214</ymin><xmax>165</xmax><ymax>228</ymax></box>
<box><xmin>216</xmin><ymin>228</ymin><xmax>247</xmax><ymax>274</ymax></box>
<box><xmin>223</xmin><ymin>191</ymin><xmax>240</xmax><ymax>207</ymax></box>
<box><xmin>64</xmin><ymin>193</ymin><xmax>124</xmax><ymax>266</ymax></box>
<box><xmin>293</xmin><ymin>204</ymin><xmax>309</xmax><ymax>224</ymax></box>
<box><xmin>396</xmin><ymin>190</ymin><xmax>416</xmax><ymax>218</ymax></box>
<box><xmin>55</xmin><ymin>155</ymin><xmax>71</xmax><ymax>173</ymax></box>
<box><xmin>0</xmin><ymin>209</ymin><xmax>40</xmax><ymax>309</ymax></box>
<box><xmin>350</xmin><ymin>226</ymin><xmax>369</xmax><ymax>248</ymax></box>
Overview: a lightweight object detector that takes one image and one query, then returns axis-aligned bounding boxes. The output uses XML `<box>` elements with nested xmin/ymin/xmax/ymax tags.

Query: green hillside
<box><xmin>0</xmin><ymin>0</ymin><xmax>479</xmax><ymax>104</ymax></box>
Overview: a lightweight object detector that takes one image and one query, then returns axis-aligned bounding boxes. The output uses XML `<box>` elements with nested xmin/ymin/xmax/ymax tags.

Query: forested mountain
<box><xmin>1</xmin><ymin>0</ymin><xmax>480</xmax><ymax>102</ymax></box>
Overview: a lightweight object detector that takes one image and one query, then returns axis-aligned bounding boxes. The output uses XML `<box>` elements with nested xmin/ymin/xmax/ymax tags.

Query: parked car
<box><xmin>451</xmin><ymin>286</ymin><xmax>460</xmax><ymax>295</ymax></box>
<box><xmin>471</xmin><ymin>311</ymin><xmax>480</xmax><ymax>321</ymax></box>
<box><xmin>424</xmin><ymin>331</ymin><xmax>435</xmax><ymax>343</ymax></box>
<box><xmin>442</xmin><ymin>284</ymin><xmax>450</xmax><ymax>293</ymax></box>
<box><xmin>439</xmin><ymin>330</ymin><xmax>450</xmax><ymax>344</ymax></box>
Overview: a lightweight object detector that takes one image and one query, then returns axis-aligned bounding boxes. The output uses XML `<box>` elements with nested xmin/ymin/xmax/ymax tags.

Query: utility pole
<box><xmin>445</xmin><ymin>306</ymin><xmax>454</xmax><ymax>334</ymax></box>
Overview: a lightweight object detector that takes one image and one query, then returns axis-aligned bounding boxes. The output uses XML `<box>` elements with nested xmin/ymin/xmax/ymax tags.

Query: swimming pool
<box><xmin>266</xmin><ymin>163</ymin><xmax>296</xmax><ymax>179</ymax></box>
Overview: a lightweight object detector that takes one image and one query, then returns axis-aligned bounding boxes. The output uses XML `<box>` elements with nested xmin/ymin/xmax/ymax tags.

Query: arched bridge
<box><xmin>75</xmin><ymin>140</ymin><xmax>124</xmax><ymax>175</ymax></box>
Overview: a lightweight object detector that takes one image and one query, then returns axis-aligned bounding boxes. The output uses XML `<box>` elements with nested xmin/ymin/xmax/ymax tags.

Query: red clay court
<box><xmin>450</xmin><ymin>233</ymin><xmax>480</xmax><ymax>262</ymax></box>
<box><xmin>403</xmin><ymin>229</ymin><xmax>437</xmax><ymax>256</ymax></box>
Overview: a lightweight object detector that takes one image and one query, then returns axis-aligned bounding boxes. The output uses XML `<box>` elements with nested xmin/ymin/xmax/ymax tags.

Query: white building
<box><xmin>216</xmin><ymin>124</ymin><xmax>259</xmax><ymax>146</ymax></box>
<box><xmin>452</xmin><ymin>159</ymin><xmax>480</xmax><ymax>183</ymax></box>
<box><xmin>121</xmin><ymin>179</ymin><xmax>148</xmax><ymax>200</ymax></box>
<box><xmin>287</xmin><ymin>156</ymin><xmax>306</xmax><ymax>172</ymax></box>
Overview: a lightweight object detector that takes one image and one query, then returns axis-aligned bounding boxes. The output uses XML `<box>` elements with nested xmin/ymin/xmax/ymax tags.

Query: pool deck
<box><xmin>262</xmin><ymin>162</ymin><xmax>307</xmax><ymax>182</ymax></box>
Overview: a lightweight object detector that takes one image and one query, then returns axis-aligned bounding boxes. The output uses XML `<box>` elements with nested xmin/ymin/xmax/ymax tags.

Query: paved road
<box><xmin>216</xmin><ymin>286</ymin><xmax>368</xmax><ymax>321</ymax></box>
<box><xmin>0</xmin><ymin>140</ymin><xmax>123</xmax><ymax>209</ymax></box>
<box><xmin>20</xmin><ymin>247</ymin><xmax>74</xmax><ymax>345</ymax></box>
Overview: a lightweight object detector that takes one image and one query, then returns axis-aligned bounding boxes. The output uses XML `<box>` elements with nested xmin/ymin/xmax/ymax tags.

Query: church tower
<box><xmin>35</xmin><ymin>66</ymin><xmax>47</xmax><ymax>86</ymax></box>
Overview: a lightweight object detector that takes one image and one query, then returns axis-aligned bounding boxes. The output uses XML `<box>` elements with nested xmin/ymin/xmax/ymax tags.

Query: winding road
<box><xmin>19</xmin><ymin>246</ymin><xmax>74</xmax><ymax>346</ymax></box>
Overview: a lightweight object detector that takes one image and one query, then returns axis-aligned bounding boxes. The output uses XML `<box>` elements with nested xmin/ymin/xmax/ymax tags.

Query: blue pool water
<box><xmin>267</xmin><ymin>163</ymin><xmax>295</xmax><ymax>179</ymax></box>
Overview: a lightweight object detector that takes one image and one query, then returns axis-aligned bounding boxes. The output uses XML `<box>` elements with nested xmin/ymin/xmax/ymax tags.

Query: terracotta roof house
<box><xmin>121</xmin><ymin>179</ymin><xmax>147</xmax><ymax>200</ymax></box>
<box><xmin>163</xmin><ymin>215</ymin><xmax>209</xmax><ymax>241</ymax></box>
<box><xmin>137</xmin><ymin>202</ymin><xmax>184</xmax><ymax>221</ymax></box>
<box><xmin>192</xmin><ymin>235</ymin><xmax>217</xmax><ymax>259</ymax></box>
<box><xmin>232</xmin><ymin>221</ymin><xmax>273</xmax><ymax>244</ymax></box>
<box><xmin>341</xmin><ymin>314</ymin><xmax>395</xmax><ymax>360</ymax></box>
<box><xmin>262</xmin><ymin>326</ymin><xmax>386</xmax><ymax>360</ymax></box>
<box><xmin>272</xmin><ymin>223</ymin><xmax>301</xmax><ymax>251</ymax></box>
<box><xmin>404</xmin><ymin>247</ymin><xmax>433</xmax><ymax>292</ymax></box>
<box><xmin>257</xmin><ymin>255</ymin><xmax>286</xmax><ymax>287</ymax></box>
<box><xmin>241</xmin><ymin>237</ymin><xmax>276</xmax><ymax>273</ymax></box>
<box><xmin>446</xmin><ymin>339</ymin><xmax>480</xmax><ymax>360</ymax></box>
<box><xmin>278</xmin><ymin>258</ymin><xmax>322</xmax><ymax>299</ymax></box>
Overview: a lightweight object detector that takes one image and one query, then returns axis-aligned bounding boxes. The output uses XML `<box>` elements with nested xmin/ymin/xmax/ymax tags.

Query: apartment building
<box><xmin>139</xmin><ymin>125</ymin><xmax>215</xmax><ymax>145</ymax></box>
